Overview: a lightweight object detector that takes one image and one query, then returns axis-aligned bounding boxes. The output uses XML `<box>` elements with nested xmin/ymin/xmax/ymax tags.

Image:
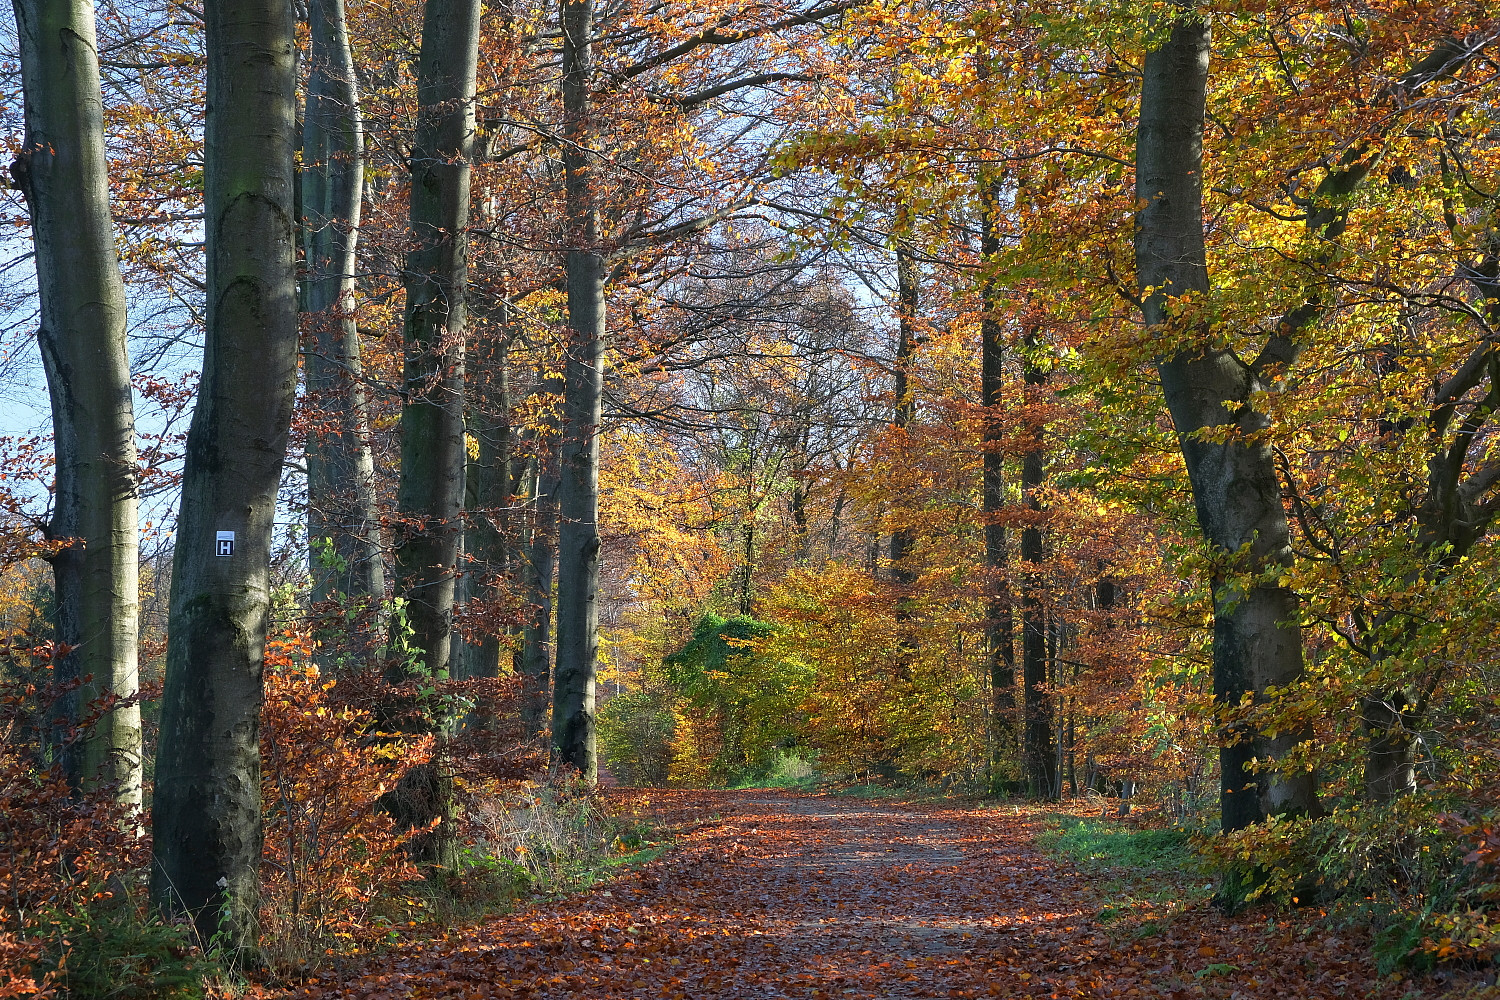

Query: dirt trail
<box><xmin>286</xmin><ymin>790</ymin><xmax>1433</xmax><ymax>999</ymax></box>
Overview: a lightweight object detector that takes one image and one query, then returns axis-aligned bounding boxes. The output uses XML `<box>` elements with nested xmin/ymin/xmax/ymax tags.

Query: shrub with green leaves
<box><xmin>598</xmin><ymin>687</ymin><xmax>677</xmax><ymax>786</ymax></box>
<box><xmin>35</xmin><ymin>900</ymin><xmax>206</xmax><ymax>1000</ymax></box>
<box><xmin>660</xmin><ymin>613</ymin><xmax>811</xmax><ymax>784</ymax></box>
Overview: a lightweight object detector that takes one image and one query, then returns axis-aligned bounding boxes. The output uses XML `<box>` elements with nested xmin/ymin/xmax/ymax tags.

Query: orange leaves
<box><xmin>0</xmin><ymin>685</ymin><xmax>149</xmax><ymax>998</ymax></box>
<box><xmin>257</xmin><ymin>790</ymin><xmax>1451</xmax><ymax>1000</ymax></box>
<box><xmin>258</xmin><ymin>633</ymin><xmax>426</xmax><ymax>962</ymax></box>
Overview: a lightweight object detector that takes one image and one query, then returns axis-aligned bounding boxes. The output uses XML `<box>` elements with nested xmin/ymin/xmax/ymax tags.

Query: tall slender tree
<box><xmin>889</xmin><ymin>241</ymin><xmax>919</xmax><ymax>589</ymax></box>
<box><xmin>11</xmin><ymin>0</ymin><xmax>142</xmax><ymax>805</ymax></box>
<box><xmin>461</xmin><ymin>304</ymin><xmax>516</xmax><ymax>685</ymax></box>
<box><xmin>520</xmin><ymin>369</ymin><xmax>564</xmax><ymax>741</ymax></box>
<box><xmin>978</xmin><ymin>179</ymin><xmax>1016</xmax><ymax>784</ymax></box>
<box><xmin>546</xmin><ymin>0</ymin><xmax>864</xmax><ymax>781</ymax></box>
<box><xmin>303</xmin><ymin>0</ymin><xmax>384</xmax><ymax>619</ymax></box>
<box><xmin>1019</xmin><ymin>324</ymin><xmax>1054</xmax><ymax>798</ymax></box>
<box><xmin>389</xmin><ymin>0</ymin><xmax>480</xmax><ymax>688</ymax></box>
<box><xmin>382</xmin><ymin>0</ymin><xmax>482</xmax><ymax>866</ymax></box>
<box><xmin>553</xmin><ymin>0</ymin><xmax>605</xmax><ymax>781</ymax></box>
<box><xmin>150</xmin><ymin>0</ymin><xmax>298</xmax><ymax>952</ymax></box>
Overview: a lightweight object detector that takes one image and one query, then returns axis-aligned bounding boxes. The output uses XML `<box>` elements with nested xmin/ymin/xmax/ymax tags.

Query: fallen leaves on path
<box><xmin>269</xmin><ymin>791</ymin><xmax>1466</xmax><ymax>999</ymax></box>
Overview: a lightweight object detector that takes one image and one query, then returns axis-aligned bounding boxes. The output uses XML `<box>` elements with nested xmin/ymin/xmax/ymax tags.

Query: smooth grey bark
<box><xmin>385</xmin><ymin>0</ymin><xmax>481</xmax><ymax>868</ymax></box>
<box><xmin>390</xmin><ymin>0</ymin><xmax>480</xmax><ymax>683</ymax></box>
<box><xmin>553</xmin><ymin>0</ymin><xmax>604</xmax><ymax>782</ymax></box>
<box><xmin>150</xmin><ymin>0</ymin><xmax>298</xmax><ymax>952</ymax></box>
<box><xmin>302</xmin><ymin>0</ymin><xmax>384</xmax><ymax>619</ymax></box>
<box><xmin>978</xmin><ymin>179</ymin><xmax>1016</xmax><ymax>781</ymax></box>
<box><xmin>1020</xmin><ymin>332</ymin><xmax>1054</xmax><ymax>799</ymax></box>
<box><xmin>11</xmin><ymin>0</ymin><xmax>142</xmax><ymax>805</ymax></box>
<box><xmin>1136</xmin><ymin>17</ymin><xmax>1318</xmax><ymax>830</ymax></box>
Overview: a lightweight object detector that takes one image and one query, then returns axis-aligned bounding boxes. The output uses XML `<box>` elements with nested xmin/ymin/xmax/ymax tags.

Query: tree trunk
<box><xmin>150</xmin><ymin>0</ymin><xmax>297</xmax><ymax>954</ymax></box>
<box><xmin>11</xmin><ymin>0</ymin><xmax>142</xmax><ymax>806</ymax></box>
<box><xmin>1020</xmin><ymin>338</ymin><xmax>1054</xmax><ymax>798</ymax></box>
<box><xmin>553</xmin><ymin>0</ymin><xmax>603</xmax><ymax>782</ymax></box>
<box><xmin>519</xmin><ymin>440</ymin><xmax>559</xmax><ymax>741</ymax></box>
<box><xmin>978</xmin><ymin>178</ymin><xmax>1016</xmax><ymax>784</ymax></box>
<box><xmin>462</xmin><ymin>323</ymin><xmax>515</xmax><ymax>685</ymax></box>
<box><xmin>1362</xmin><ymin>691</ymin><xmax>1418</xmax><ymax>800</ymax></box>
<box><xmin>390</xmin><ymin>0</ymin><xmax>479</xmax><ymax>685</ymax></box>
<box><xmin>889</xmin><ymin>242</ymin><xmax>918</xmax><ymax>587</ymax></box>
<box><xmin>384</xmin><ymin>0</ymin><xmax>481</xmax><ymax>868</ymax></box>
<box><xmin>302</xmin><ymin>0</ymin><xmax>384</xmax><ymax>624</ymax></box>
<box><xmin>1136</xmin><ymin>16</ymin><xmax>1317</xmax><ymax>829</ymax></box>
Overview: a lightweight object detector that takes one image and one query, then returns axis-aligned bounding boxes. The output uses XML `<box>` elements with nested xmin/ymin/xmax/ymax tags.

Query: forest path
<box><xmin>287</xmin><ymin>790</ymin><xmax>1423</xmax><ymax>999</ymax></box>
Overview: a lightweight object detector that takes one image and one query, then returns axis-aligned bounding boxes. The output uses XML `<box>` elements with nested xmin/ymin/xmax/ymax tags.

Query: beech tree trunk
<box><xmin>1136</xmin><ymin>16</ymin><xmax>1318</xmax><ymax>830</ymax></box>
<box><xmin>1020</xmin><ymin>333</ymin><xmax>1054</xmax><ymax>798</ymax></box>
<box><xmin>520</xmin><ymin>443</ymin><xmax>559</xmax><ymax>740</ymax></box>
<box><xmin>384</xmin><ymin>0</ymin><xmax>481</xmax><ymax>868</ymax></box>
<box><xmin>11</xmin><ymin>0</ymin><xmax>143</xmax><ymax>805</ymax></box>
<box><xmin>390</xmin><ymin>0</ymin><xmax>479</xmax><ymax>685</ymax></box>
<box><xmin>978</xmin><ymin>179</ymin><xmax>1016</xmax><ymax>783</ymax></box>
<box><xmin>553</xmin><ymin>0</ymin><xmax>604</xmax><ymax>782</ymax></box>
<box><xmin>889</xmin><ymin>242</ymin><xmax>918</xmax><ymax>587</ymax></box>
<box><xmin>150</xmin><ymin>0</ymin><xmax>297</xmax><ymax>953</ymax></box>
<box><xmin>302</xmin><ymin>0</ymin><xmax>384</xmax><ymax>619</ymax></box>
<box><xmin>462</xmin><ymin>321</ymin><xmax>515</xmax><ymax>685</ymax></box>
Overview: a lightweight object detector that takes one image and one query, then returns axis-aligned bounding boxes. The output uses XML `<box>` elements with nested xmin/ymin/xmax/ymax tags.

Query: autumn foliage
<box><xmin>258</xmin><ymin>633</ymin><xmax>426</xmax><ymax>964</ymax></box>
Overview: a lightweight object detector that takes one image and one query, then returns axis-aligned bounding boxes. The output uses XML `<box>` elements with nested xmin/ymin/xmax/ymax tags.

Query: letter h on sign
<box><xmin>216</xmin><ymin>530</ymin><xmax>235</xmax><ymax>557</ymax></box>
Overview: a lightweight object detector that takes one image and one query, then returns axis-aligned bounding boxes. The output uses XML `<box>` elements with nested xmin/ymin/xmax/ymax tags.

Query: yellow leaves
<box><xmin>597</xmin><ymin>428</ymin><xmax>729</xmax><ymax>636</ymax></box>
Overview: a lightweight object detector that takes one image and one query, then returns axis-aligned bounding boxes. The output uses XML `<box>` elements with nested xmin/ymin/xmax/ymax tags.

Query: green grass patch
<box><xmin>601</xmin><ymin>842</ymin><xmax>672</xmax><ymax>871</ymax></box>
<box><xmin>1038</xmin><ymin>815</ymin><xmax>1192</xmax><ymax>874</ymax></box>
<box><xmin>1038</xmin><ymin>814</ymin><xmax>1205</xmax><ymax>939</ymax></box>
<box><xmin>836</xmin><ymin>782</ymin><xmax>899</xmax><ymax>799</ymax></box>
<box><xmin>729</xmin><ymin>751</ymin><xmax>820</xmax><ymax>791</ymax></box>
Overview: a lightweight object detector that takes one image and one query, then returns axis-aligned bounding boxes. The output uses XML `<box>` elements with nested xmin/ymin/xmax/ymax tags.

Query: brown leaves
<box><xmin>253</xmin><ymin>790</ymin><xmax>1465</xmax><ymax>1000</ymax></box>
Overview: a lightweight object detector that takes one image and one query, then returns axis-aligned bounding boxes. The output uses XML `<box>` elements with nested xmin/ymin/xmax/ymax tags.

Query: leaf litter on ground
<box><xmin>259</xmin><ymin>789</ymin><xmax>1481</xmax><ymax>999</ymax></box>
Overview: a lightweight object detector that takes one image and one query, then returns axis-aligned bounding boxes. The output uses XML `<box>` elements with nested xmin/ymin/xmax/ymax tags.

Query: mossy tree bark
<box><xmin>1135</xmin><ymin>15</ymin><xmax>1318</xmax><ymax>830</ymax></box>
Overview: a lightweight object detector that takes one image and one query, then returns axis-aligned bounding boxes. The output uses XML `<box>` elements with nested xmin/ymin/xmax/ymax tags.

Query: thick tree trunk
<box><xmin>978</xmin><ymin>179</ymin><xmax>1016</xmax><ymax>783</ymax></box>
<box><xmin>384</xmin><ymin>0</ymin><xmax>481</xmax><ymax>868</ymax></box>
<box><xmin>1136</xmin><ymin>17</ymin><xmax>1317</xmax><ymax>829</ymax></box>
<box><xmin>553</xmin><ymin>0</ymin><xmax>603</xmax><ymax>782</ymax></box>
<box><xmin>150</xmin><ymin>0</ymin><xmax>297</xmax><ymax>954</ymax></box>
<box><xmin>302</xmin><ymin>0</ymin><xmax>384</xmax><ymax>621</ymax></box>
<box><xmin>11</xmin><ymin>0</ymin><xmax>142</xmax><ymax>805</ymax></box>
